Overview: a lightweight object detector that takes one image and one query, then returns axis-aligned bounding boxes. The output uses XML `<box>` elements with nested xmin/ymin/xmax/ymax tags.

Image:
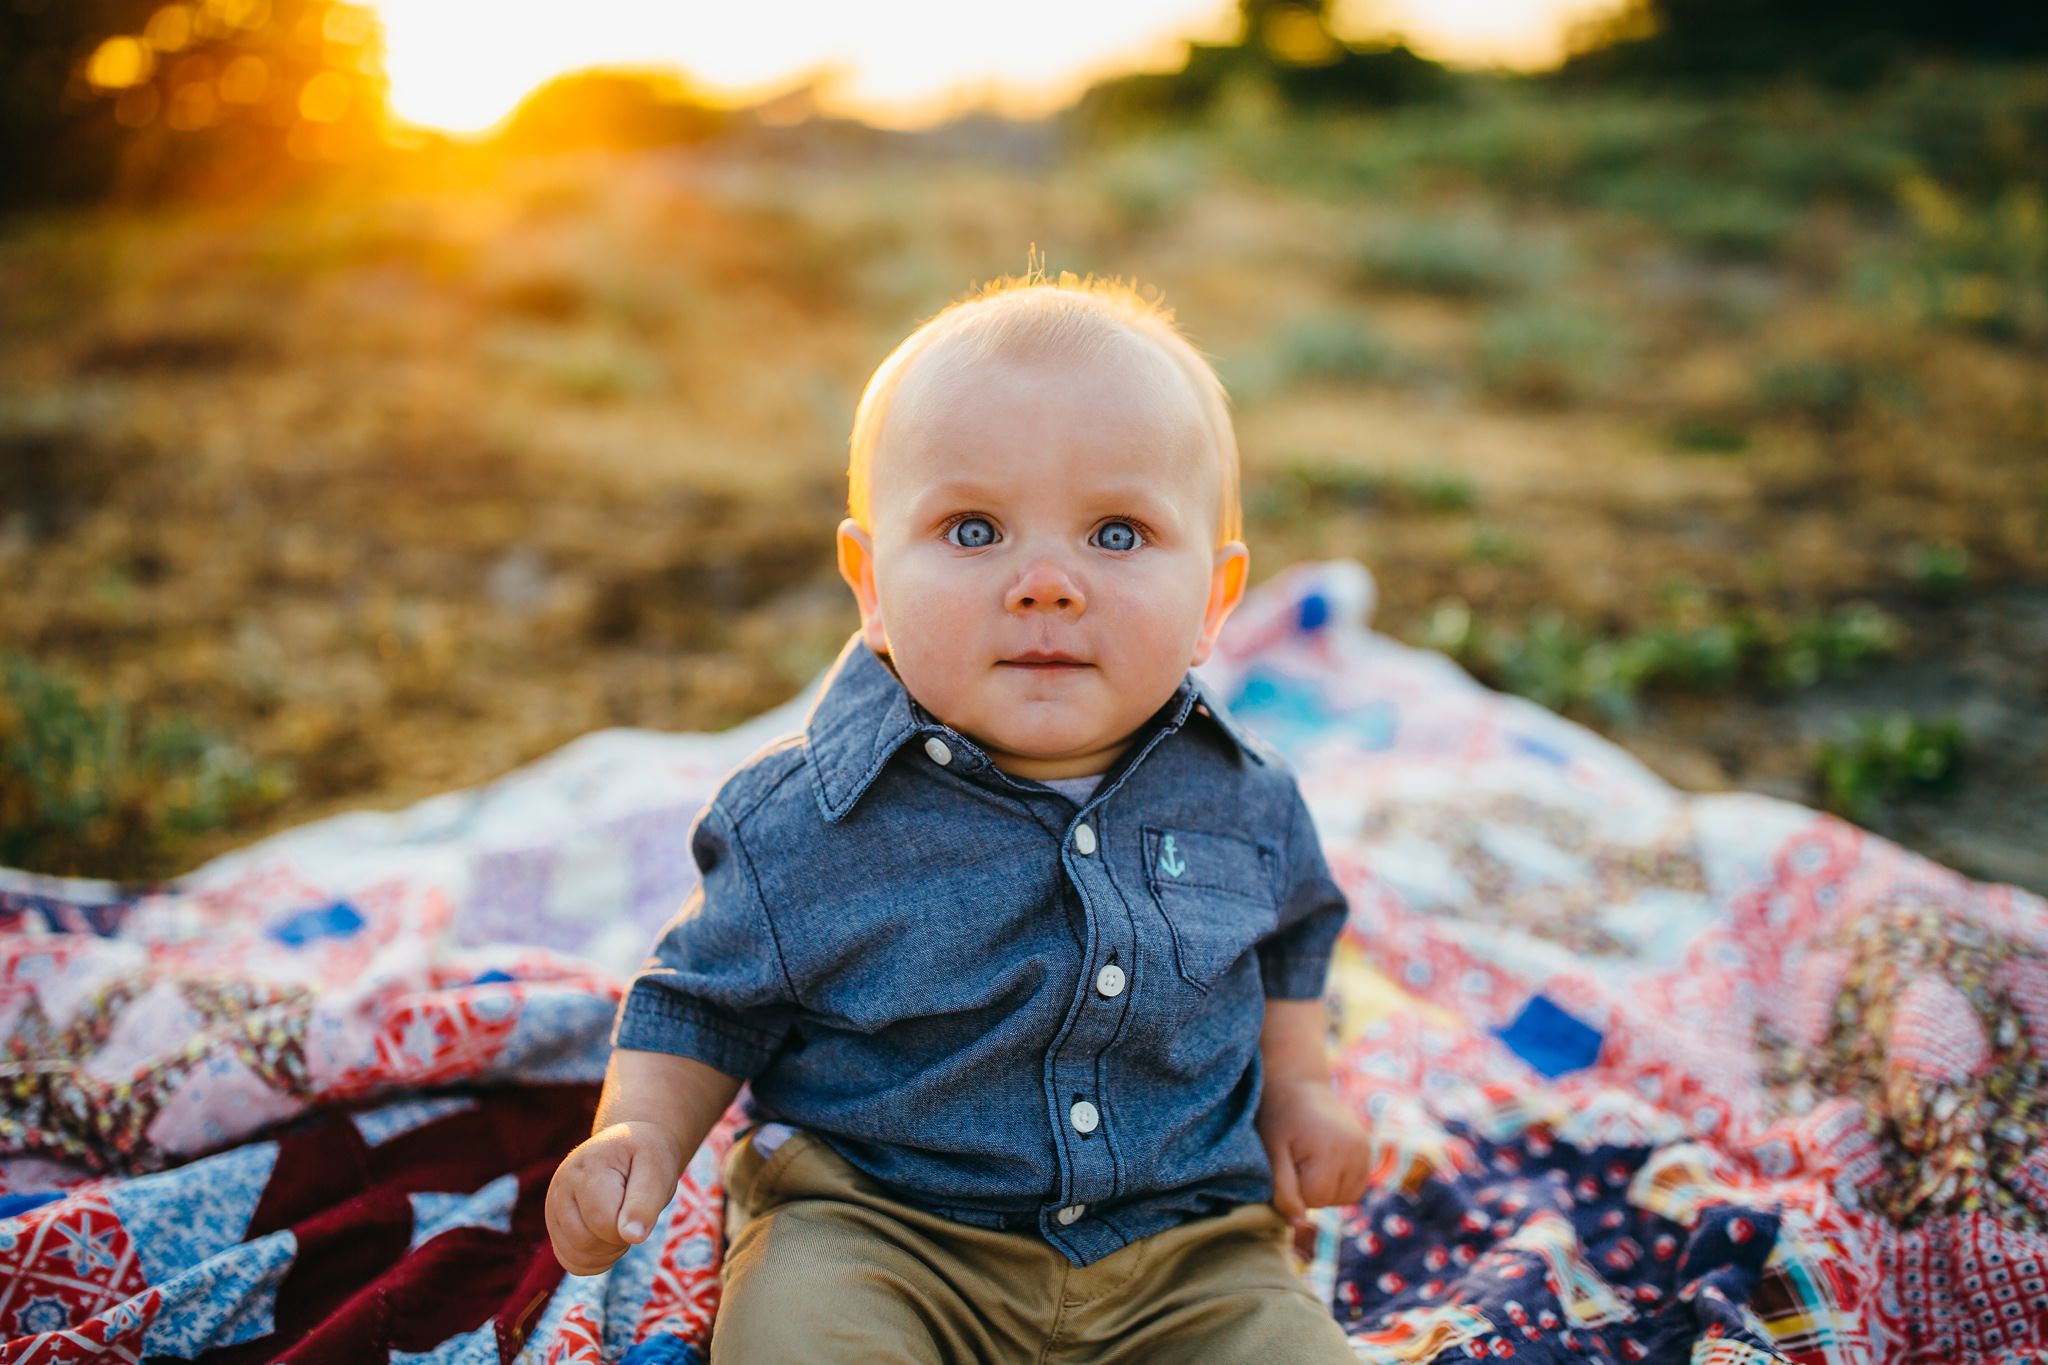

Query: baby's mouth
<box><xmin>1002</xmin><ymin>653</ymin><xmax>1090</xmax><ymax>670</ymax></box>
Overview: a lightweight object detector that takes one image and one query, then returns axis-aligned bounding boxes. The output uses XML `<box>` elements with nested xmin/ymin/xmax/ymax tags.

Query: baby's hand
<box><xmin>1255</xmin><ymin>1077</ymin><xmax>1372</xmax><ymax>1224</ymax></box>
<box><xmin>545</xmin><ymin>1120</ymin><xmax>686</xmax><ymax>1276</ymax></box>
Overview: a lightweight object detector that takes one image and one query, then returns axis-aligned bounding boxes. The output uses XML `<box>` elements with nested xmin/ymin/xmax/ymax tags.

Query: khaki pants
<box><xmin>711</xmin><ymin>1127</ymin><xmax>1357</xmax><ymax>1363</ymax></box>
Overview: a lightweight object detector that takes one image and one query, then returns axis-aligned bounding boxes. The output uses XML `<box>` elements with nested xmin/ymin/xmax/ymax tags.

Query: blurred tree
<box><xmin>1240</xmin><ymin>0</ymin><xmax>1343</xmax><ymax>65</ymax></box>
<box><xmin>1074</xmin><ymin>0</ymin><xmax>1448</xmax><ymax>130</ymax></box>
<box><xmin>495</xmin><ymin>70</ymin><xmax>726</xmax><ymax>156</ymax></box>
<box><xmin>1564</xmin><ymin>0</ymin><xmax>2048</xmax><ymax>87</ymax></box>
<box><xmin>0</xmin><ymin>0</ymin><xmax>387</xmax><ymax>208</ymax></box>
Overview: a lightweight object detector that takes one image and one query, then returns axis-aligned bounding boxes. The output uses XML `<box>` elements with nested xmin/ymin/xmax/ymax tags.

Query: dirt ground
<box><xmin>2</xmin><ymin>114</ymin><xmax>2043</xmax><ymax>891</ymax></box>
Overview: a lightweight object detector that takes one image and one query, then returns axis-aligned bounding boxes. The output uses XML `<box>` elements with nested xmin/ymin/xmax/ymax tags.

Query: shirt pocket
<box><xmin>1141</xmin><ymin>825</ymin><xmax>1279</xmax><ymax>992</ymax></box>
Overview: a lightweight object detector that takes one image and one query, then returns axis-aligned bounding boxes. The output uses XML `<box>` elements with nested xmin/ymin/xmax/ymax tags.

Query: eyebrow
<box><xmin>918</xmin><ymin>479</ymin><xmax>1173</xmax><ymax>509</ymax></box>
<box><xmin>918</xmin><ymin>479</ymin><xmax>1009</xmax><ymax>503</ymax></box>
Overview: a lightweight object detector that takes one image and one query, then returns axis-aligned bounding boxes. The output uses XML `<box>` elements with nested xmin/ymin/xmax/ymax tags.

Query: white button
<box><xmin>1056</xmin><ymin>1203</ymin><xmax>1087</xmax><ymax>1225</ymax></box>
<box><xmin>1073</xmin><ymin>823</ymin><xmax>1096</xmax><ymax>856</ymax></box>
<box><xmin>1070</xmin><ymin>1100</ymin><xmax>1099</xmax><ymax>1134</ymax></box>
<box><xmin>1095</xmin><ymin>964</ymin><xmax>1126</xmax><ymax>998</ymax></box>
<box><xmin>923</xmin><ymin>736</ymin><xmax>952</xmax><ymax>766</ymax></box>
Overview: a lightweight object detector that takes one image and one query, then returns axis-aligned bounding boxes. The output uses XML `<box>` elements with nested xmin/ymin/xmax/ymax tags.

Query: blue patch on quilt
<box><xmin>0</xmin><ymin>1190</ymin><xmax>64</xmax><ymax>1218</ymax></box>
<box><xmin>266</xmin><ymin>900</ymin><xmax>364</xmax><ymax>946</ymax></box>
<box><xmin>1494</xmin><ymin>994</ymin><xmax>1605</xmax><ymax>1078</ymax></box>
<box><xmin>1513</xmin><ymin>733</ymin><xmax>1573</xmax><ymax>767</ymax></box>
<box><xmin>1230</xmin><ymin>669</ymin><xmax>1397</xmax><ymax>753</ymax></box>
<box><xmin>622</xmin><ymin>1335</ymin><xmax>705</xmax><ymax>1364</ymax></box>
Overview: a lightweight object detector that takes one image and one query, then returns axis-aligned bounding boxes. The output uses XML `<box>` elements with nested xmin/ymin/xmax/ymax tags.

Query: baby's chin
<box><xmin>895</xmin><ymin>669</ymin><xmax>1169</xmax><ymax>769</ymax></box>
<box><xmin>969</xmin><ymin>713</ymin><xmax>1145</xmax><ymax>775</ymax></box>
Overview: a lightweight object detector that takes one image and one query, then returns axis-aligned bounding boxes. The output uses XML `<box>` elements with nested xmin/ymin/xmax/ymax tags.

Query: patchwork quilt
<box><xmin>2</xmin><ymin>560</ymin><xmax>2041</xmax><ymax>1363</ymax></box>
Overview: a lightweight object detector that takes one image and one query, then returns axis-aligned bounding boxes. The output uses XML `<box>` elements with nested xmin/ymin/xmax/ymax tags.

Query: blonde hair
<box><xmin>845</xmin><ymin>269</ymin><xmax>1244</xmax><ymax>547</ymax></box>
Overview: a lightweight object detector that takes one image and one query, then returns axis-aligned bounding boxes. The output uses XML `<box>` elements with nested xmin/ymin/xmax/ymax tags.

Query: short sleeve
<box><xmin>1256</xmin><ymin>781</ymin><xmax>1349</xmax><ymax>1000</ymax></box>
<box><xmin>612</xmin><ymin>801</ymin><xmax>798</xmax><ymax>1078</ymax></box>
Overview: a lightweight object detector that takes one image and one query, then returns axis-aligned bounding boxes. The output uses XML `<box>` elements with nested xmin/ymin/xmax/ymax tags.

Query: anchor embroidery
<box><xmin>1158</xmin><ymin>834</ymin><xmax>1186</xmax><ymax>879</ymax></box>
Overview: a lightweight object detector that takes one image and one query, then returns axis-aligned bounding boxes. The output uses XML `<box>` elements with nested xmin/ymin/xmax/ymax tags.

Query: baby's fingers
<box><xmin>547</xmin><ymin>1182</ymin><xmax>622</xmax><ymax>1277</ymax></box>
<box><xmin>616</xmin><ymin>1144</ymin><xmax>680</xmax><ymax>1244</ymax></box>
<box><xmin>1270</xmin><ymin>1149</ymin><xmax>1307</xmax><ymax>1223</ymax></box>
<box><xmin>571</xmin><ymin>1165</ymin><xmax>634</xmax><ymax>1253</ymax></box>
<box><xmin>1336</xmin><ymin>1148</ymin><xmax>1374</xmax><ymax>1206</ymax></box>
<box><xmin>1294</xmin><ymin>1147</ymin><xmax>1359</xmax><ymax>1212</ymax></box>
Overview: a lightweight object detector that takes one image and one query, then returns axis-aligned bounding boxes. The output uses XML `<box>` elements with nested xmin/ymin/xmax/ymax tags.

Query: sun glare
<box><xmin>369</xmin><ymin>0</ymin><xmax>1628</xmax><ymax>136</ymax></box>
<box><xmin>1362</xmin><ymin>0</ymin><xmax>1627</xmax><ymax>68</ymax></box>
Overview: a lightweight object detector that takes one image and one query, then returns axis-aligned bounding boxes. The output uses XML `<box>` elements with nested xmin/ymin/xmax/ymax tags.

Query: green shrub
<box><xmin>1753</xmin><ymin>357</ymin><xmax>1867</xmax><ymax>428</ymax></box>
<box><xmin>1422</xmin><ymin>604</ymin><xmax>1646</xmax><ymax>718</ymax></box>
<box><xmin>1585</xmin><ymin>174</ymin><xmax>1801</xmax><ymax>261</ymax></box>
<box><xmin>1272</xmin><ymin>315</ymin><xmax>1410</xmax><ymax>386</ymax></box>
<box><xmin>1759</xmin><ymin>603</ymin><xmax>1902</xmax><ymax>689</ymax></box>
<box><xmin>1468</xmin><ymin>526</ymin><xmax>1535</xmax><ymax>563</ymax></box>
<box><xmin>1411</xmin><ymin>470</ymin><xmax>1480</xmax><ymax>512</ymax></box>
<box><xmin>1220</xmin><ymin>81</ymin><xmax>1930</xmax><ymax>221</ymax></box>
<box><xmin>1091</xmin><ymin>138</ymin><xmax>1211</xmax><ymax>233</ymax></box>
<box><xmin>1670</xmin><ymin>418</ymin><xmax>1752</xmax><ymax>454</ymax></box>
<box><xmin>1875</xmin><ymin>176</ymin><xmax>2048</xmax><ymax>345</ymax></box>
<box><xmin>1419</xmin><ymin>593</ymin><xmax>1902</xmax><ymax>720</ymax></box>
<box><xmin>1243</xmin><ymin>461</ymin><xmax>1373</xmax><ymax>520</ymax></box>
<box><xmin>1905</xmin><ymin>540</ymin><xmax>1972</xmax><ymax>598</ymax></box>
<box><xmin>0</xmin><ymin>652</ymin><xmax>289</xmax><ymax>879</ymax></box>
<box><xmin>1477</xmin><ymin>303</ymin><xmax>1627</xmax><ymax>404</ymax></box>
<box><xmin>1265</xmin><ymin>90</ymin><xmax>1697</xmax><ymax>200</ymax></box>
<box><xmin>1351</xmin><ymin>211</ymin><xmax>1567</xmax><ymax>297</ymax></box>
<box><xmin>1815</xmin><ymin>711</ymin><xmax>1964</xmax><ymax>820</ymax></box>
<box><xmin>1247</xmin><ymin>459</ymin><xmax>1479</xmax><ymax>522</ymax></box>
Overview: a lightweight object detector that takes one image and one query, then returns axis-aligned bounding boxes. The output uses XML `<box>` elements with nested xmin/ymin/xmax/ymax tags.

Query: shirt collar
<box><xmin>803</xmin><ymin>631</ymin><xmax>1266</xmax><ymax>824</ymax></box>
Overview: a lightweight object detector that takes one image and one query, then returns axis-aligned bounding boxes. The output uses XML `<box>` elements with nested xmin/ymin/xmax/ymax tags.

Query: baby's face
<box><xmin>837</xmin><ymin>344</ymin><xmax>1248</xmax><ymax>782</ymax></box>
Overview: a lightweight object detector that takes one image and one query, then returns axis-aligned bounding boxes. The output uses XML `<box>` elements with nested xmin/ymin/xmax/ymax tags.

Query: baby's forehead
<box><xmin>888</xmin><ymin>331</ymin><xmax>1209</xmax><ymax>454</ymax></box>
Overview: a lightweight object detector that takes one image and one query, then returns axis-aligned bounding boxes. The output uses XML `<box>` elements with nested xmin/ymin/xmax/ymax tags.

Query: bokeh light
<box><xmin>298</xmin><ymin>69</ymin><xmax>355</xmax><ymax>123</ymax></box>
<box><xmin>220</xmin><ymin>54</ymin><xmax>272</xmax><ymax>104</ymax></box>
<box><xmin>88</xmin><ymin>36</ymin><xmax>157</xmax><ymax>91</ymax></box>
<box><xmin>145</xmin><ymin>6</ymin><xmax>196</xmax><ymax>54</ymax></box>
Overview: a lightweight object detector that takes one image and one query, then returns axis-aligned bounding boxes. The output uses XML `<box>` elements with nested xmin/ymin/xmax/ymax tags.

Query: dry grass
<box><xmin>2</xmin><ymin>80</ymin><xmax>2044</xmax><ymax>885</ymax></box>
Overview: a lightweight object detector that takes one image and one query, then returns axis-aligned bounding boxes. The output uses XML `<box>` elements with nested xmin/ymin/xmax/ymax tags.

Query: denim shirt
<box><xmin>613</xmin><ymin>632</ymin><xmax>1349</xmax><ymax>1267</ymax></box>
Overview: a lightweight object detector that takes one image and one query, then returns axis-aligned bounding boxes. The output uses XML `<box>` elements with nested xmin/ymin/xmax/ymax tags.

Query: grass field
<box><xmin>2</xmin><ymin>63</ymin><xmax>2044</xmax><ymax>889</ymax></box>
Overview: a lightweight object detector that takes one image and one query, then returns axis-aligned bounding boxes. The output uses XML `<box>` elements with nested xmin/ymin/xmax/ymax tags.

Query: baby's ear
<box><xmin>1191</xmin><ymin>541</ymin><xmax>1250</xmax><ymax>667</ymax></box>
<box><xmin>835</xmin><ymin>518</ymin><xmax>891</xmax><ymax>655</ymax></box>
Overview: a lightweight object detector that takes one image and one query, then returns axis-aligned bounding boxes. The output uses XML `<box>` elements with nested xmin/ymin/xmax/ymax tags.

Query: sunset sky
<box><xmin>369</xmin><ymin>0</ymin><xmax>1628</xmax><ymax>134</ymax></box>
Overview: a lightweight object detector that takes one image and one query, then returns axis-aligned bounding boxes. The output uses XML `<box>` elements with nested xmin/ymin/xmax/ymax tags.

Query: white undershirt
<box><xmin>1040</xmin><ymin>772</ymin><xmax>1107</xmax><ymax>805</ymax></box>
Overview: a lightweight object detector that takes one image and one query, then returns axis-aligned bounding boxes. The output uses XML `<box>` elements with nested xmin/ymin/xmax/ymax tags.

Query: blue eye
<box><xmin>1093</xmin><ymin>520</ymin><xmax>1141</xmax><ymax>552</ymax></box>
<box><xmin>948</xmin><ymin>516</ymin><xmax>996</xmax><ymax>548</ymax></box>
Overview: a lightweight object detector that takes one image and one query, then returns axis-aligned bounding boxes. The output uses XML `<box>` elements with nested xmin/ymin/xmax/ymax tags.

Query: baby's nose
<box><xmin>1006</xmin><ymin>559</ymin><xmax>1085</xmax><ymax>614</ymax></box>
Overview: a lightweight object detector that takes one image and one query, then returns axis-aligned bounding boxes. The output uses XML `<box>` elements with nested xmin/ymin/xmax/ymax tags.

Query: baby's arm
<box><xmin>1250</xmin><ymin>781</ymin><xmax>1370</xmax><ymax>1220</ymax></box>
<box><xmin>547</xmin><ymin>795</ymin><xmax>797</xmax><ymax>1274</ymax></box>
<box><xmin>544</xmin><ymin>1045</ymin><xmax>742</xmax><ymax>1275</ymax></box>
<box><xmin>1256</xmin><ymin>998</ymin><xmax>1371</xmax><ymax>1222</ymax></box>
<box><xmin>592</xmin><ymin>1043</ymin><xmax>745</xmax><ymax>1158</ymax></box>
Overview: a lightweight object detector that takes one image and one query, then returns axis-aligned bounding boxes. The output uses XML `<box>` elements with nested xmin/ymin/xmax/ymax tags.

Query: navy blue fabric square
<box><xmin>1494</xmin><ymin>994</ymin><xmax>1604</xmax><ymax>1077</ymax></box>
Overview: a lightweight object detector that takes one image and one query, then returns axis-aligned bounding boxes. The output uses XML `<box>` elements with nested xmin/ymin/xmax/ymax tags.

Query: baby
<box><xmin>545</xmin><ymin>273</ymin><xmax>1372</xmax><ymax>1360</ymax></box>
